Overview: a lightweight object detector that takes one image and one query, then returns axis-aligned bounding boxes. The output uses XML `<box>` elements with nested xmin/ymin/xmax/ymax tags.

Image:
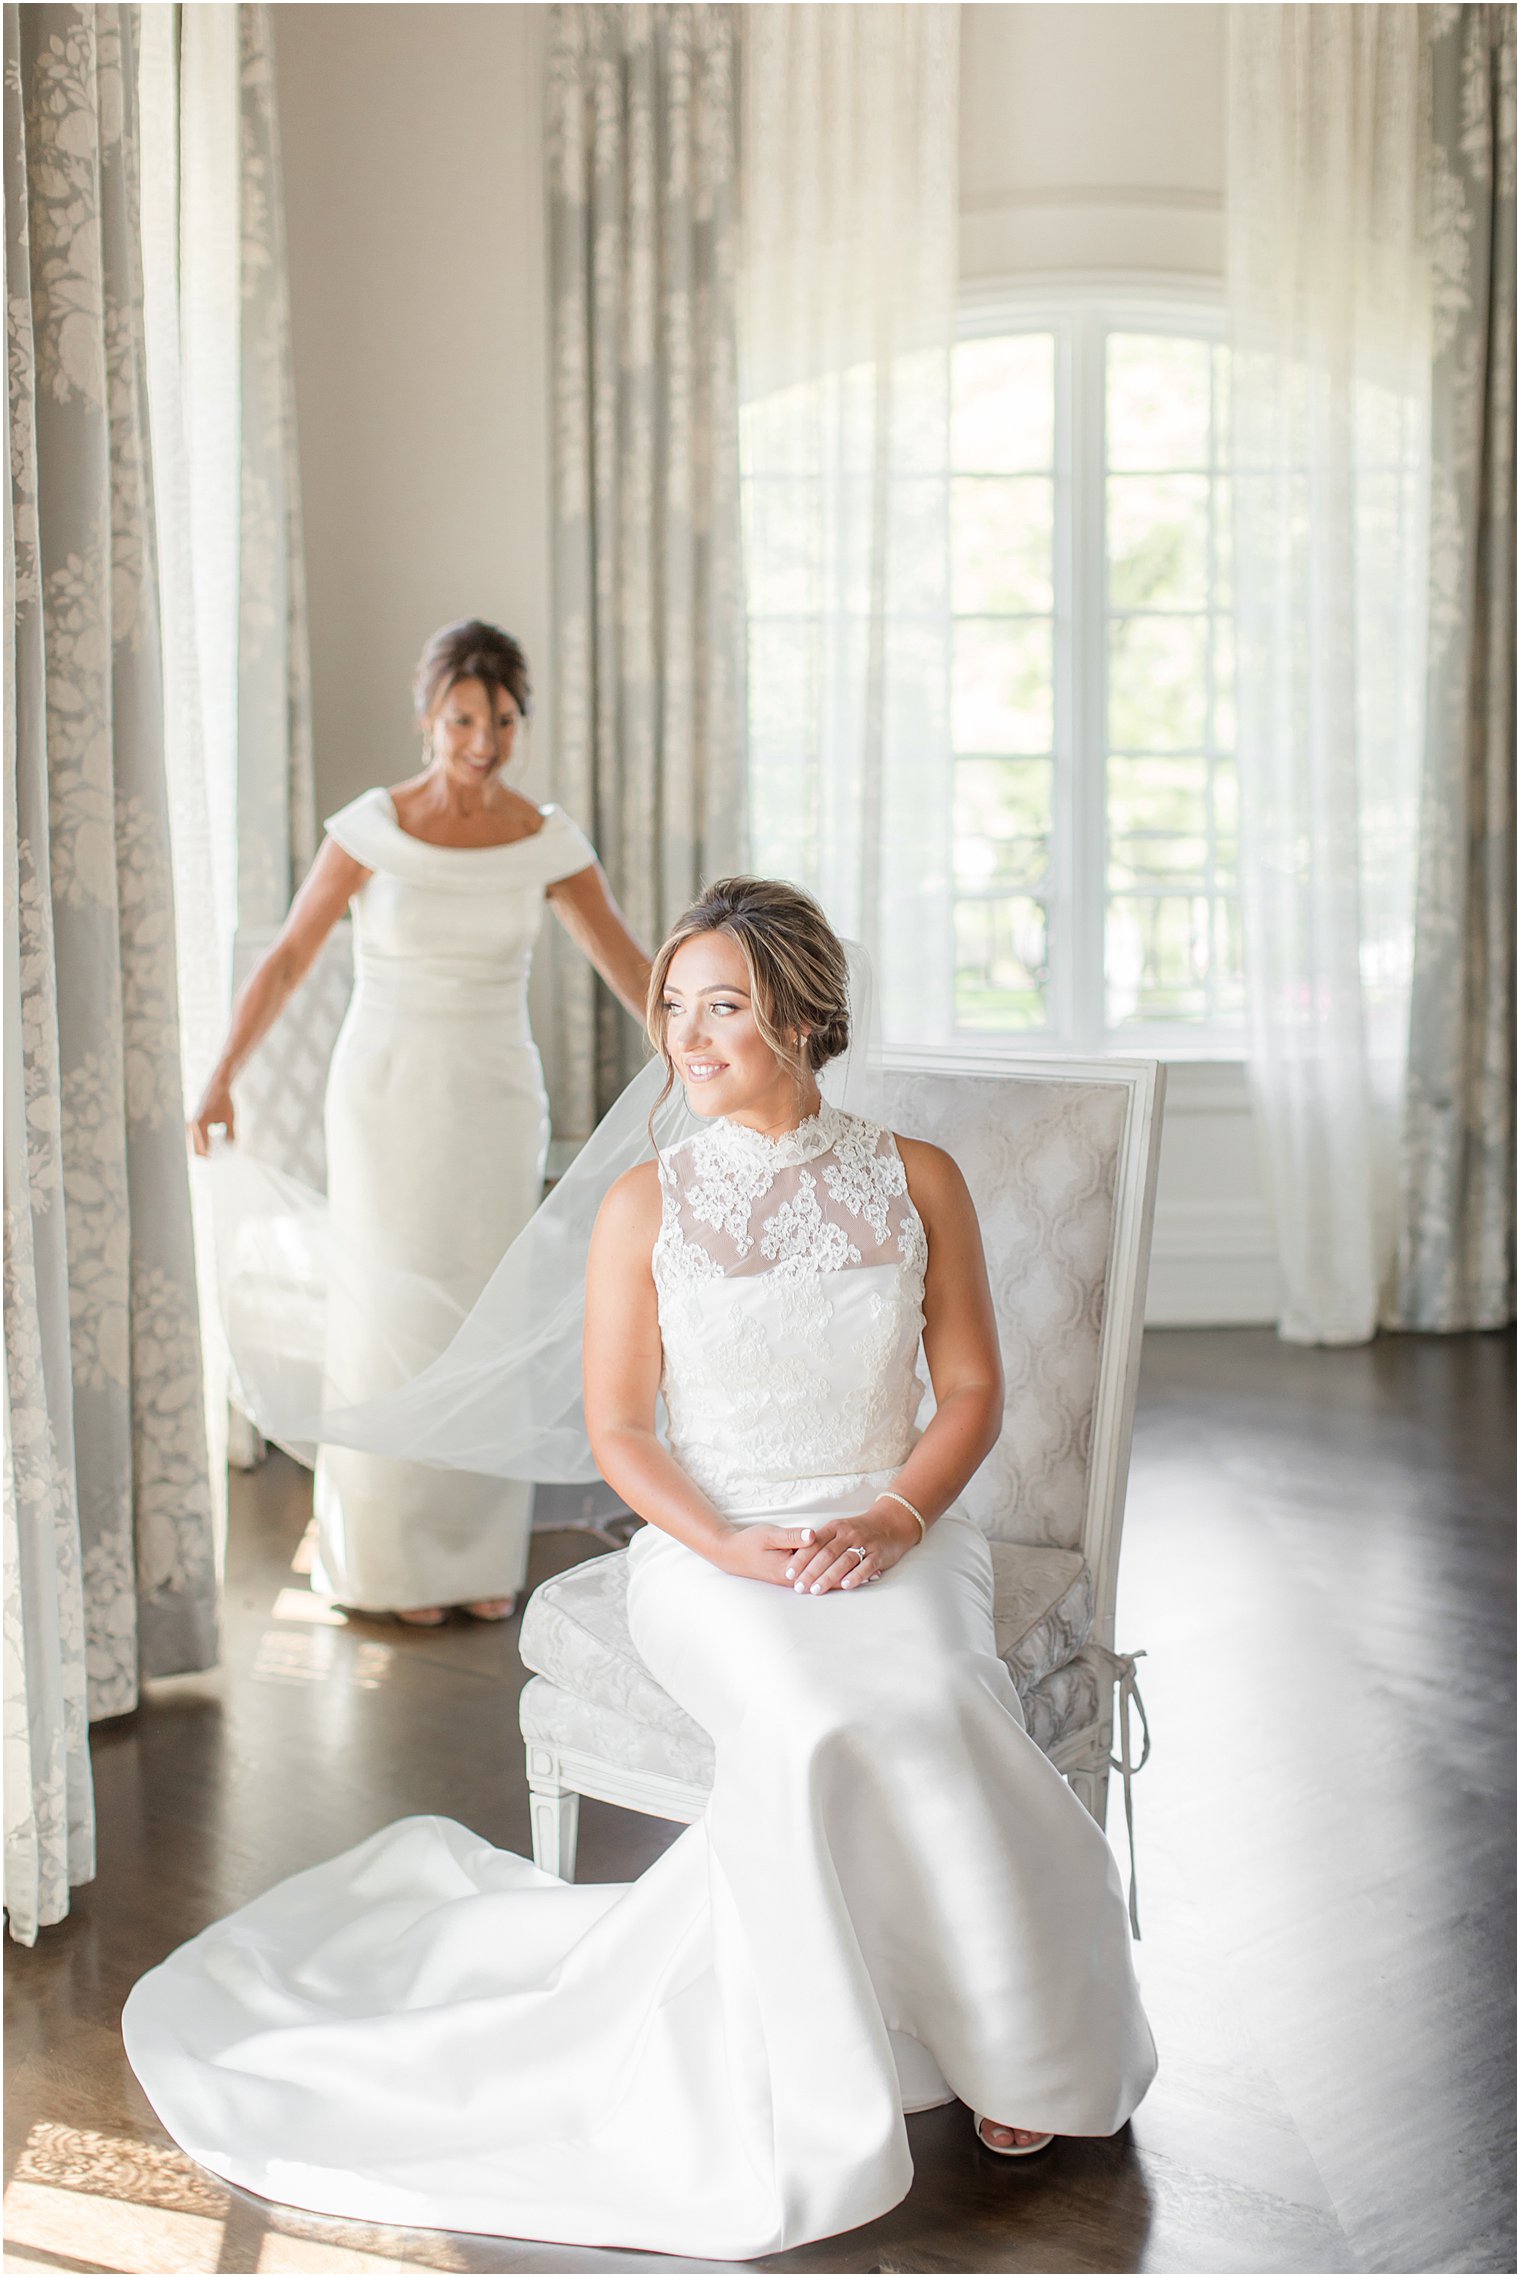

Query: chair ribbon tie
<box><xmin>1089</xmin><ymin>1643</ymin><xmax>1151</xmax><ymax>1940</ymax></box>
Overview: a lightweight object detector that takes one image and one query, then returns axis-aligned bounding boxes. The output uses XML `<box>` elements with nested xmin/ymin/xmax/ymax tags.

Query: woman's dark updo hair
<box><xmin>647</xmin><ymin>878</ymin><xmax>852</xmax><ymax>1109</ymax></box>
<box><xmin>412</xmin><ymin>619</ymin><xmax>533</xmax><ymax>726</ymax></box>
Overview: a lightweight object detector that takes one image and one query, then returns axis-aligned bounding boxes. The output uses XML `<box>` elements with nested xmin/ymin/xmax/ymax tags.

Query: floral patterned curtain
<box><xmin>546</xmin><ymin>3</ymin><xmax>746</xmax><ymax>1136</ymax></box>
<box><xmin>1394</xmin><ymin>5</ymin><xmax>1516</xmax><ymax>1331</ymax></box>
<box><xmin>236</xmin><ymin>5</ymin><xmax>315</xmax><ymax>932</ymax></box>
<box><xmin>4</xmin><ymin>3</ymin><xmax>220</xmax><ymax>1944</ymax></box>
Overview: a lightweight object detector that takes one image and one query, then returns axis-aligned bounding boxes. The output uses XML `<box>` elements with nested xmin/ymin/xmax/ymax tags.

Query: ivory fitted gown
<box><xmin>313</xmin><ymin>788</ymin><xmax>595</xmax><ymax>1609</ymax></box>
<box><xmin>123</xmin><ymin>1104</ymin><xmax>1156</xmax><ymax>2258</ymax></box>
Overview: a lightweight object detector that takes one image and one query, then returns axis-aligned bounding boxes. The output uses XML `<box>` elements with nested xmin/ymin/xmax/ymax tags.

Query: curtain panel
<box><xmin>173</xmin><ymin>2</ymin><xmax>314</xmax><ymax>956</ymax></box>
<box><xmin>739</xmin><ymin>3</ymin><xmax>959</xmax><ymax>1049</ymax></box>
<box><xmin>1228</xmin><ymin>7</ymin><xmax>1434</xmax><ymax>1345</ymax></box>
<box><xmin>1394</xmin><ymin>4</ymin><xmax>1516</xmax><ymax>1332</ymax></box>
<box><xmin>546</xmin><ymin>3</ymin><xmax>745</xmax><ymax>1137</ymax></box>
<box><xmin>236</xmin><ymin>4</ymin><xmax>316</xmax><ymax>935</ymax></box>
<box><xmin>4</xmin><ymin>2</ymin><xmax>220</xmax><ymax>1944</ymax></box>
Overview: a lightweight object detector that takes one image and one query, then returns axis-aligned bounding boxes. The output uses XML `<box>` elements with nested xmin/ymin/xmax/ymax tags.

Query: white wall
<box><xmin>274</xmin><ymin>4</ymin><xmax>554</xmax><ymax>820</ymax></box>
<box><xmin>959</xmin><ymin>3</ymin><xmax>1226</xmax><ymax>279</ymax></box>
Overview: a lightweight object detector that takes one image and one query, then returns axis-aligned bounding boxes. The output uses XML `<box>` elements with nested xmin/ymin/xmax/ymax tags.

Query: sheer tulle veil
<box><xmin>207</xmin><ymin>942</ymin><xmax>885</xmax><ymax>1485</ymax></box>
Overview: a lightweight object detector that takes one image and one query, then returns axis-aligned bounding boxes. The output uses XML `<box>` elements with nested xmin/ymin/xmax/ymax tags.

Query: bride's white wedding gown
<box><xmin>123</xmin><ymin>1103</ymin><xmax>1156</xmax><ymax>2259</ymax></box>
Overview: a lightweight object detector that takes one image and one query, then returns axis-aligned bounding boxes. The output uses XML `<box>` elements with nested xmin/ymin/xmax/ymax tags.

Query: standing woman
<box><xmin>190</xmin><ymin>620</ymin><xmax>650</xmax><ymax>1623</ymax></box>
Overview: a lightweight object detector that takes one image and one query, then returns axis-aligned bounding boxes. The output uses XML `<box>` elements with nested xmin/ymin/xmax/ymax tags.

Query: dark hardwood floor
<box><xmin>5</xmin><ymin>1330</ymin><xmax>1514</xmax><ymax>2277</ymax></box>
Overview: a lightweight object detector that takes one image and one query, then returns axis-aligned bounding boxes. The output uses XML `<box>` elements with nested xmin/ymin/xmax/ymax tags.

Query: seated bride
<box><xmin>123</xmin><ymin>877</ymin><xmax>1155</xmax><ymax>2261</ymax></box>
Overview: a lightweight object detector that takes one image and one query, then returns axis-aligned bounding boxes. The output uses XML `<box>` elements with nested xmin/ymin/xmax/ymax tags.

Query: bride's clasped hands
<box><xmin>711</xmin><ymin>1500</ymin><xmax>919</xmax><ymax>1592</ymax></box>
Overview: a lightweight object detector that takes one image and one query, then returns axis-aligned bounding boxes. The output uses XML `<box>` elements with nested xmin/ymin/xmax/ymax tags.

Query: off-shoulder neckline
<box><xmin>377</xmin><ymin>787</ymin><xmax>554</xmax><ymax>852</ymax></box>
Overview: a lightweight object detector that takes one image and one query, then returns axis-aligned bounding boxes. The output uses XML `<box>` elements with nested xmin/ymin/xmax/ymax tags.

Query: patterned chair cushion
<box><xmin>519</xmin><ymin>1539</ymin><xmax>1093</xmax><ymax>1749</ymax></box>
<box><xmin>988</xmin><ymin>1542</ymin><xmax>1092</xmax><ymax>1688</ymax></box>
<box><xmin>520</xmin><ymin>1672</ymin><xmax>715</xmax><ymax>1789</ymax></box>
<box><xmin>519</xmin><ymin>1644</ymin><xmax>1103</xmax><ymax>1785</ymax></box>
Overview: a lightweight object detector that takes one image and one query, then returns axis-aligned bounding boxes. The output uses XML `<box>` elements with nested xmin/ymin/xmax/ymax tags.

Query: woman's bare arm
<box><xmin>583</xmin><ymin>1164</ymin><xmax>800</xmax><ymax>1587</ymax></box>
<box><xmin>882</xmin><ymin>1135</ymin><xmax>1005</xmax><ymax>1514</ymax></box>
<box><xmin>546</xmin><ymin>863</ymin><xmax>653</xmax><ymax>1023</ymax></box>
<box><xmin>188</xmin><ymin>837</ymin><xmax>370</xmax><ymax>1153</ymax></box>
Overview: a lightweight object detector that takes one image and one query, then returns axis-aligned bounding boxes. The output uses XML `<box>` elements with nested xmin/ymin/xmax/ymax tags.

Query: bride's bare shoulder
<box><xmin>893</xmin><ymin>1134</ymin><xmax>974</xmax><ymax>1218</ymax></box>
<box><xmin>592</xmin><ymin>1160</ymin><xmax>664</xmax><ymax>1245</ymax></box>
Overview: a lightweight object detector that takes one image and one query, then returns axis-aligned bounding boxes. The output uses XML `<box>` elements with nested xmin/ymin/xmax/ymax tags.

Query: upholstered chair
<box><xmin>519</xmin><ymin>1057</ymin><xmax>1163</xmax><ymax>1919</ymax></box>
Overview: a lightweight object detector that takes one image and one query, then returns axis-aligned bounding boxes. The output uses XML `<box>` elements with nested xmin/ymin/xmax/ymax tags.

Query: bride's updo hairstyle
<box><xmin>646</xmin><ymin>877</ymin><xmax>851</xmax><ymax>1110</ymax></box>
<box><xmin>412</xmin><ymin>619</ymin><xmax>533</xmax><ymax>733</ymax></box>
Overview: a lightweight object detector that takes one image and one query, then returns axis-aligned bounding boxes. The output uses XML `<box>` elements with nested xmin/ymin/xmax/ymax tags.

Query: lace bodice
<box><xmin>652</xmin><ymin>1102</ymin><xmax>928</xmax><ymax>1517</ymax></box>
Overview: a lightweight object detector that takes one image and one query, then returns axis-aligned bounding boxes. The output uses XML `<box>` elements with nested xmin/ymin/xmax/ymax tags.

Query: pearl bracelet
<box><xmin>875</xmin><ymin>1489</ymin><xmax>927</xmax><ymax>1542</ymax></box>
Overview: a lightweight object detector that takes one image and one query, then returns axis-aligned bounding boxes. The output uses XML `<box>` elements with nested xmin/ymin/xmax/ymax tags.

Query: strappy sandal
<box><xmin>974</xmin><ymin>2116</ymin><xmax>1055</xmax><ymax>2157</ymax></box>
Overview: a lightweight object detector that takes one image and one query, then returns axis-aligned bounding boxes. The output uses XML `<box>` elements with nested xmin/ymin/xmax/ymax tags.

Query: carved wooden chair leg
<box><xmin>527</xmin><ymin>1764</ymin><xmax>581</xmax><ymax>1881</ymax></box>
<box><xmin>1067</xmin><ymin>1763</ymin><xmax>1111</xmax><ymax>1829</ymax></box>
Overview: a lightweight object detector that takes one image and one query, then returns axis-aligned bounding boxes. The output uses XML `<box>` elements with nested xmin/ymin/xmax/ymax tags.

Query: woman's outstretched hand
<box><xmin>189</xmin><ymin>1077</ymin><xmax>236</xmax><ymax>1156</ymax></box>
<box><xmin>782</xmin><ymin>1503</ymin><xmax>921</xmax><ymax>1596</ymax></box>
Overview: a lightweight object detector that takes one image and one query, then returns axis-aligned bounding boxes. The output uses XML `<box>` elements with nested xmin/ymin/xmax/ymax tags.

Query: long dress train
<box><xmin>123</xmin><ymin>1103</ymin><xmax>1156</xmax><ymax>2258</ymax></box>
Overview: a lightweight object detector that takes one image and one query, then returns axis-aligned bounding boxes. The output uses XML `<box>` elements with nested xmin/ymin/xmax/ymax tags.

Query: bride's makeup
<box><xmin>660</xmin><ymin>933</ymin><xmax>818</xmax><ymax>1135</ymax></box>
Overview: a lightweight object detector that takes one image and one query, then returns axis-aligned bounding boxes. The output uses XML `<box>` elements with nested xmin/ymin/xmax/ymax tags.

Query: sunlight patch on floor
<box><xmin>270</xmin><ymin>1586</ymin><xmax>348</xmax><ymax>1627</ymax></box>
<box><xmin>252</xmin><ymin>1628</ymin><xmax>395</xmax><ymax>1689</ymax></box>
<box><xmin>3</xmin><ymin>2177</ymin><xmax>224</xmax><ymax>2272</ymax></box>
<box><xmin>2</xmin><ymin>2123</ymin><xmax>470</xmax><ymax>2276</ymax></box>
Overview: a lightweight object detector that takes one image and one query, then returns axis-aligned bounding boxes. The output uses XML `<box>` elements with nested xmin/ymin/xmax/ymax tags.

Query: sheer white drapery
<box><xmin>174</xmin><ymin>3</ymin><xmax>314</xmax><ymax>951</ymax></box>
<box><xmin>142</xmin><ymin>4</ymin><xmax>314</xmax><ymax>1476</ymax></box>
<box><xmin>1228</xmin><ymin>7</ymin><xmax>1433</xmax><ymax>1344</ymax></box>
<box><xmin>739</xmin><ymin>5</ymin><xmax>959</xmax><ymax>1048</ymax></box>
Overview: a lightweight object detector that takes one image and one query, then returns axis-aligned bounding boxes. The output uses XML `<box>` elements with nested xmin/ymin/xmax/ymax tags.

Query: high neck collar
<box><xmin>706</xmin><ymin>1098</ymin><xmax>847</xmax><ymax>1168</ymax></box>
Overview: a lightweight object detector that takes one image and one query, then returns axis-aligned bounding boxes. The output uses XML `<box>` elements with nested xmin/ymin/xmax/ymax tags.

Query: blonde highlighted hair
<box><xmin>646</xmin><ymin>878</ymin><xmax>851</xmax><ymax>1112</ymax></box>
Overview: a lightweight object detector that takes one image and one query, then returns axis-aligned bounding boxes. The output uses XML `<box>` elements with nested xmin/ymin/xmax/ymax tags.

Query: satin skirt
<box><xmin>122</xmin><ymin>1510</ymin><xmax>1156</xmax><ymax>2259</ymax></box>
<box><xmin>313</xmin><ymin>989</ymin><xmax>547</xmax><ymax>1609</ymax></box>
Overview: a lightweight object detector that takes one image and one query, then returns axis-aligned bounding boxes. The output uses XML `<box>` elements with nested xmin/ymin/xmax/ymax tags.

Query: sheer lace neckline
<box><xmin>706</xmin><ymin>1099</ymin><xmax>846</xmax><ymax>1169</ymax></box>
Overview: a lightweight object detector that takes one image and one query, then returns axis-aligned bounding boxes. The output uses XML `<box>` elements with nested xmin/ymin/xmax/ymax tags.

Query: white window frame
<box><xmin>955</xmin><ymin>273</ymin><xmax>1241</xmax><ymax>1060</ymax></box>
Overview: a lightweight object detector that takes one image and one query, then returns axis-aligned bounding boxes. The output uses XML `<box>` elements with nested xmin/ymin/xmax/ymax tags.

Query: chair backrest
<box><xmin>881</xmin><ymin>1054</ymin><xmax>1164</xmax><ymax>1652</ymax></box>
<box><xmin>230</xmin><ymin>923</ymin><xmax>353</xmax><ymax>1190</ymax></box>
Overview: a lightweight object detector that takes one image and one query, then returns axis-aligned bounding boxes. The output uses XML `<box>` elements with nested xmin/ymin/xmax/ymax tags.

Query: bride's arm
<box><xmin>786</xmin><ymin>1138</ymin><xmax>1005</xmax><ymax>1594</ymax></box>
<box><xmin>584</xmin><ymin>1165</ymin><xmax>800</xmax><ymax>1587</ymax></box>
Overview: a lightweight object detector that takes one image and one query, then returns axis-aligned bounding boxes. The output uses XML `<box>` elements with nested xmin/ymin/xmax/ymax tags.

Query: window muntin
<box><xmin>950</xmin><ymin>330</ymin><xmax>1059</xmax><ymax>1033</ymax></box>
<box><xmin>1103</xmin><ymin>331</ymin><xmax>1241</xmax><ymax>1034</ymax></box>
<box><xmin>946</xmin><ymin>295</ymin><xmax>1241</xmax><ymax>1049</ymax></box>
